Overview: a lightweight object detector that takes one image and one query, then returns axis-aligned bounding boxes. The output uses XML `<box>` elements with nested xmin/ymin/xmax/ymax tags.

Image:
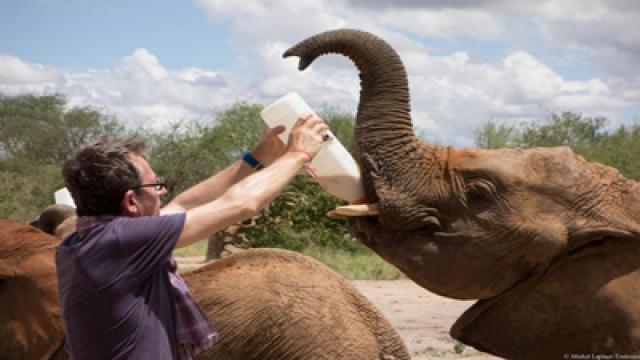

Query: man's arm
<box><xmin>161</xmin><ymin>159</ymin><xmax>254</xmax><ymax>215</ymax></box>
<box><xmin>161</xmin><ymin>125</ymin><xmax>286</xmax><ymax>214</ymax></box>
<box><xmin>175</xmin><ymin>151</ymin><xmax>308</xmax><ymax>247</ymax></box>
<box><xmin>174</xmin><ymin>114</ymin><xmax>327</xmax><ymax>248</ymax></box>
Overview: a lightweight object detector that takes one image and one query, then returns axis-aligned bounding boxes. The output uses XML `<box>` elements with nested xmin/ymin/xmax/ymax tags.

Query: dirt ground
<box><xmin>178</xmin><ymin>257</ymin><xmax>497</xmax><ymax>359</ymax></box>
<box><xmin>351</xmin><ymin>280</ymin><xmax>497</xmax><ymax>359</ymax></box>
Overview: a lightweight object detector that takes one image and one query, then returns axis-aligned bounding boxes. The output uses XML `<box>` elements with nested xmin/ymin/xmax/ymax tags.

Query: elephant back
<box><xmin>182</xmin><ymin>248</ymin><xmax>409</xmax><ymax>360</ymax></box>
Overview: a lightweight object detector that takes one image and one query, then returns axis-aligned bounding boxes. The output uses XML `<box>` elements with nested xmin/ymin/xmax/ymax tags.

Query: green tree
<box><xmin>149</xmin><ymin>102</ymin><xmax>265</xmax><ymax>199</ymax></box>
<box><xmin>474</xmin><ymin>112</ymin><xmax>640</xmax><ymax>180</ymax></box>
<box><xmin>595</xmin><ymin>124</ymin><xmax>640</xmax><ymax>180</ymax></box>
<box><xmin>0</xmin><ymin>93</ymin><xmax>125</xmax><ymax>221</ymax></box>
<box><xmin>516</xmin><ymin>112</ymin><xmax>606</xmax><ymax>156</ymax></box>
<box><xmin>474</xmin><ymin>120</ymin><xmax>517</xmax><ymax>149</ymax></box>
<box><xmin>0</xmin><ymin>94</ymin><xmax>123</xmax><ymax>171</ymax></box>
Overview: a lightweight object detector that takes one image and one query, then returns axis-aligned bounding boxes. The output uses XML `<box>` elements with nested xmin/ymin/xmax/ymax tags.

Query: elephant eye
<box><xmin>465</xmin><ymin>179</ymin><xmax>496</xmax><ymax>204</ymax></box>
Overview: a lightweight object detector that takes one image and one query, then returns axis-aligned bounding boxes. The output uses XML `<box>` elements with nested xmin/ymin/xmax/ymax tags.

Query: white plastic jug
<box><xmin>54</xmin><ymin>187</ymin><xmax>76</xmax><ymax>208</ymax></box>
<box><xmin>261</xmin><ymin>92</ymin><xmax>366</xmax><ymax>203</ymax></box>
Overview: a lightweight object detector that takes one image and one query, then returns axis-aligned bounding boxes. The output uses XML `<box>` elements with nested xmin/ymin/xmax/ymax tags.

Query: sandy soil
<box><xmin>178</xmin><ymin>256</ymin><xmax>497</xmax><ymax>359</ymax></box>
<box><xmin>351</xmin><ymin>280</ymin><xmax>497</xmax><ymax>359</ymax></box>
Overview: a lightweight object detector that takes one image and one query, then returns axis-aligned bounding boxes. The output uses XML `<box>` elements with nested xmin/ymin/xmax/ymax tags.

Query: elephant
<box><xmin>1</xmin><ymin>214</ymin><xmax>410</xmax><ymax>359</ymax></box>
<box><xmin>31</xmin><ymin>204</ymin><xmax>77</xmax><ymax>239</ymax></box>
<box><xmin>284</xmin><ymin>29</ymin><xmax>640</xmax><ymax>359</ymax></box>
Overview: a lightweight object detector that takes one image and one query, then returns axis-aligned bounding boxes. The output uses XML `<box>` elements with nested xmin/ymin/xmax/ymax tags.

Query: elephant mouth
<box><xmin>431</xmin><ymin>231</ymin><xmax>471</xmax><ymax>240</ymax></box>
<box><xmin>347</xmin><ymin>217</ymin><xmax>390</xmax><ymax>249</ymax></box>
<box><xmin>347</xmin><ymin>214</ymin><xmax>460</xmax><ymax>249</ymax></box>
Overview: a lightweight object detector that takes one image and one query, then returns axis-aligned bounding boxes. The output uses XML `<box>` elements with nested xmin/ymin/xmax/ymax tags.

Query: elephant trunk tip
<box><xmin>283</xmin><ymin>48</ymin><xmax>312</xmax><ymax>71</ymax></box>
<box><xmin>282</xmin><ymin>48</ymin><xmax>296</xmax><ymax>58</ymax></box>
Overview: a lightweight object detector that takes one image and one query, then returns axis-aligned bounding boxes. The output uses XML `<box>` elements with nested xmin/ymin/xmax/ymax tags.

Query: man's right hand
<box><xmin>286</xmin><ymin>113</ymin><xmax>329</xmax><ymax>160</ymax></box>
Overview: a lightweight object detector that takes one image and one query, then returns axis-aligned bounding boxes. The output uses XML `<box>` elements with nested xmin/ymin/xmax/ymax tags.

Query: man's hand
<box><xmin>251</xmin><ymin>124</ymin><xmax>286</xmax><ymax>166</ymax></box>
<box><xmin>286</xmin><ymin>114</ymin><xmax>329</xmax><ymax>159</ymax></box>
<box><xmin>252</xmin><ymin>113</ymin><xmax>329</xmax><ymax>166</ymax></box>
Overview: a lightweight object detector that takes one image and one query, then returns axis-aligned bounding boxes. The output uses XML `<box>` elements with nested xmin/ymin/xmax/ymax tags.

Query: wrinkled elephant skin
<box><xmin>285</xmin><ymin>29</ymin><xmax>640</xmax><ymax>358</ymax></box>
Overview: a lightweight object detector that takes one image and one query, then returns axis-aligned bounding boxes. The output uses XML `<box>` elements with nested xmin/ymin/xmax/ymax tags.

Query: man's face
<box><xmin>129</xmin><ymin>155</ymin><xmax>166</xmax><ymax>216</ymax></box>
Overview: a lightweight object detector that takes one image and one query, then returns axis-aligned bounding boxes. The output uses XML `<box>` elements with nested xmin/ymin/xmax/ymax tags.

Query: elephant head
<box><xmin>285</xmin><ymin>29</ymin><xmax>640</xmax><ymax>357</ymax></box>
<box><xmin>32</xmin><ymin>204</ymin><xmax>76</xmax><ymax>239</ymax></box>
<box><xmin>0</xmin><ymin>221</ymin><xmax>66</xmax><ymax>359</ymax></box>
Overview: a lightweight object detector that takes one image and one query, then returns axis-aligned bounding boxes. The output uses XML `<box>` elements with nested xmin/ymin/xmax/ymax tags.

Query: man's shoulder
<box><xmin>59</xmin><ymin>231</ymin><xmax>80</xmax><ymax>248</ymax></box>
<box><xmin>110</xmin><ymin>214</ymin><xmax>186</xmax><ymax>254</ymax></box>
<box><xmin>56</xmin><ymin>218</ymin><xmax>124</xmax><ymax>265</ymax></box>
<box><xmin>113</xmin><ymin>213</ymin><xmax>186</xmax><ymax>226</ymax></box>
<box><xmin>110</xmin><ymin>213</ymin><xmax>186</xmax><ymax>234</ymax></box>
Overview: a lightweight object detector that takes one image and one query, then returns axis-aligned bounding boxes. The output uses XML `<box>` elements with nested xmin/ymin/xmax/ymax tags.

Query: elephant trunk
<box><xmin>285</xmin><ymin>29</ymin><xmax>443</xmax><ymax>231</ymax></box>
<box><xmin>284</xmin><ymin>29</ymin><xmax>422</xmax><ymax>205</ymax></box>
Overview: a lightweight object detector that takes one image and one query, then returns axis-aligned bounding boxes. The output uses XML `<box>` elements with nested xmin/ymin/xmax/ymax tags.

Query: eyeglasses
<box><xmin>133</xmin><ymin>177</ymin><xmax>167</xmax><ymax>192</ymax></box>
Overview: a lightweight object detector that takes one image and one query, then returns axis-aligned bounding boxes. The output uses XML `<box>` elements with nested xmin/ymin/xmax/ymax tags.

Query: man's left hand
<box><xmin>251</xmin><ymin>124</ymin><xmax>286</xmax><ymax>166</ymax></box>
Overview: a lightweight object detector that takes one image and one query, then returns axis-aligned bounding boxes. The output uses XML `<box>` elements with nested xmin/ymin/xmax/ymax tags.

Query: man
<box><xmin>56</xmin><ymin>114</ymin><xmax>329</xmax><ymax>359</ymax></box>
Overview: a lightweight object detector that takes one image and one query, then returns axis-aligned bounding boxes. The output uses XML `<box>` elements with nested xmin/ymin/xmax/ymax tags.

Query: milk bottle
<box><xmin>261</xmin><ymin>92</ymin><xmax>366</xmax><ymax>204</ymax></box>
<box><xmin>54</xmin><ymin>187</ymin><xmax>76</xmax><ymax>208</ymax></box>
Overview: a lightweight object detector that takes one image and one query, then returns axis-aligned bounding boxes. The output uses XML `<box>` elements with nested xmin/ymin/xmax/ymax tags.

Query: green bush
<box><xmin>0</xmin><ymin>94</ymin><xmax>126</xmax><ymax>221</ymax></box>
<box><xmin>0</xmin><ymin>166</ymin><xmax>64</xmax><ymax>222</ymax></box>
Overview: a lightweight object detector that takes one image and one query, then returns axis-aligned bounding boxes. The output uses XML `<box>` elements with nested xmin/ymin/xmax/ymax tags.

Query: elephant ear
<box><xmin>451</xmin><ymin>235</ymin><xmax>640</xmax><ymax>358</ymax></box>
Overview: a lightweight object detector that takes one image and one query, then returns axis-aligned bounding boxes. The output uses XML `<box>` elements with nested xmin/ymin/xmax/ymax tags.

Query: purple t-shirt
<box><xmin>56</xmin><ymin>213</ymin><xmax>186</xmax><ymax>360</ymax></box>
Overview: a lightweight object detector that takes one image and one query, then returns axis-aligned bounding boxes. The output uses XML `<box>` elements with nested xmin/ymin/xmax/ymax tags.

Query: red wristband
<box><xmin>288</xmin><ymin>148</ymin><xmax>314</xmax><ymax>162</ymax></box>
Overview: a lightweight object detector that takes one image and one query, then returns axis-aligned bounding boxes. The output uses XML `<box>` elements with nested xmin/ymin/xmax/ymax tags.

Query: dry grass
<box><xmin>173</xmin><ymin>241</ymin><xmax>404</xmax><ymax>280</ymax></box>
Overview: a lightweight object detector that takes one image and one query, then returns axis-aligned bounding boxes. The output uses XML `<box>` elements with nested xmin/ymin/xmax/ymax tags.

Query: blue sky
<box><xmin>1</xmin><ymin>0</ymin><xmax>639</xmax><ymax>146</ymax></box>
<box><xmin>0</xmin><ymin>0</ymin><xmax>233</xmax><ymax>69</ymax></box>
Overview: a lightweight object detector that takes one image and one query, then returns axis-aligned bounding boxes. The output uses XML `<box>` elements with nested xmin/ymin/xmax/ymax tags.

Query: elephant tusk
<box><xmin>327</xmin><ymin>204</ymin><xmax>379</xmax><ymax>220</ymax></box>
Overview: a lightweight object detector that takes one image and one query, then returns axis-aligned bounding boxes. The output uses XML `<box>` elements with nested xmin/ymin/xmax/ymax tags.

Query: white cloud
<box><xmin>190</xmin><ymin>0</ymin><xmax>638</xmax><ymax>145</ymax></box>
<box><xmin>0</xmin><ymin>50</ymin><xmax>238</xmax><ymax>129</ymax></box>
<box><xmin>394</xmin><ymin>49</ymin><xmax>628</xmax><ymax>145</ymax></box>
<box><xmin>379</xmin><ymin>8</ymin><xmax>503</xmax><ymax>39</ymax></box>
<box><xmin>0</xmin><ymin>54</ymin><xmax>58</xmax><ymax>84</ymax></box>
<box><xmin>193</xmin><ymin>0</ymin><xmax>269</xmax><ymax>20</ymax></box>
<box><xmin>195</xmin><ymin>0</ymin><xmax>348</xmax><ymax>46</ymax></box>
<box><xmin>2</xmin><ymin>0</ymin><xmax>638</xmax><ymax>146</ymax></box>
<box><xmin>347</xmin><ymin>0</ymin><xmax>640</xmax><ymax>80</ymax></box>
<box><xmin>119</xmin><ymin>49</ymin><xmax>168</xmax><ymax>81</ymax></box>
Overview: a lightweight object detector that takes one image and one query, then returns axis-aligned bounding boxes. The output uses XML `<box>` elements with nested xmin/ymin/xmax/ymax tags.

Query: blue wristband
<box><xmin>242</xmin><ymin>152</ymin><xmax>264</xmax><ymax>170</ymax></box>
